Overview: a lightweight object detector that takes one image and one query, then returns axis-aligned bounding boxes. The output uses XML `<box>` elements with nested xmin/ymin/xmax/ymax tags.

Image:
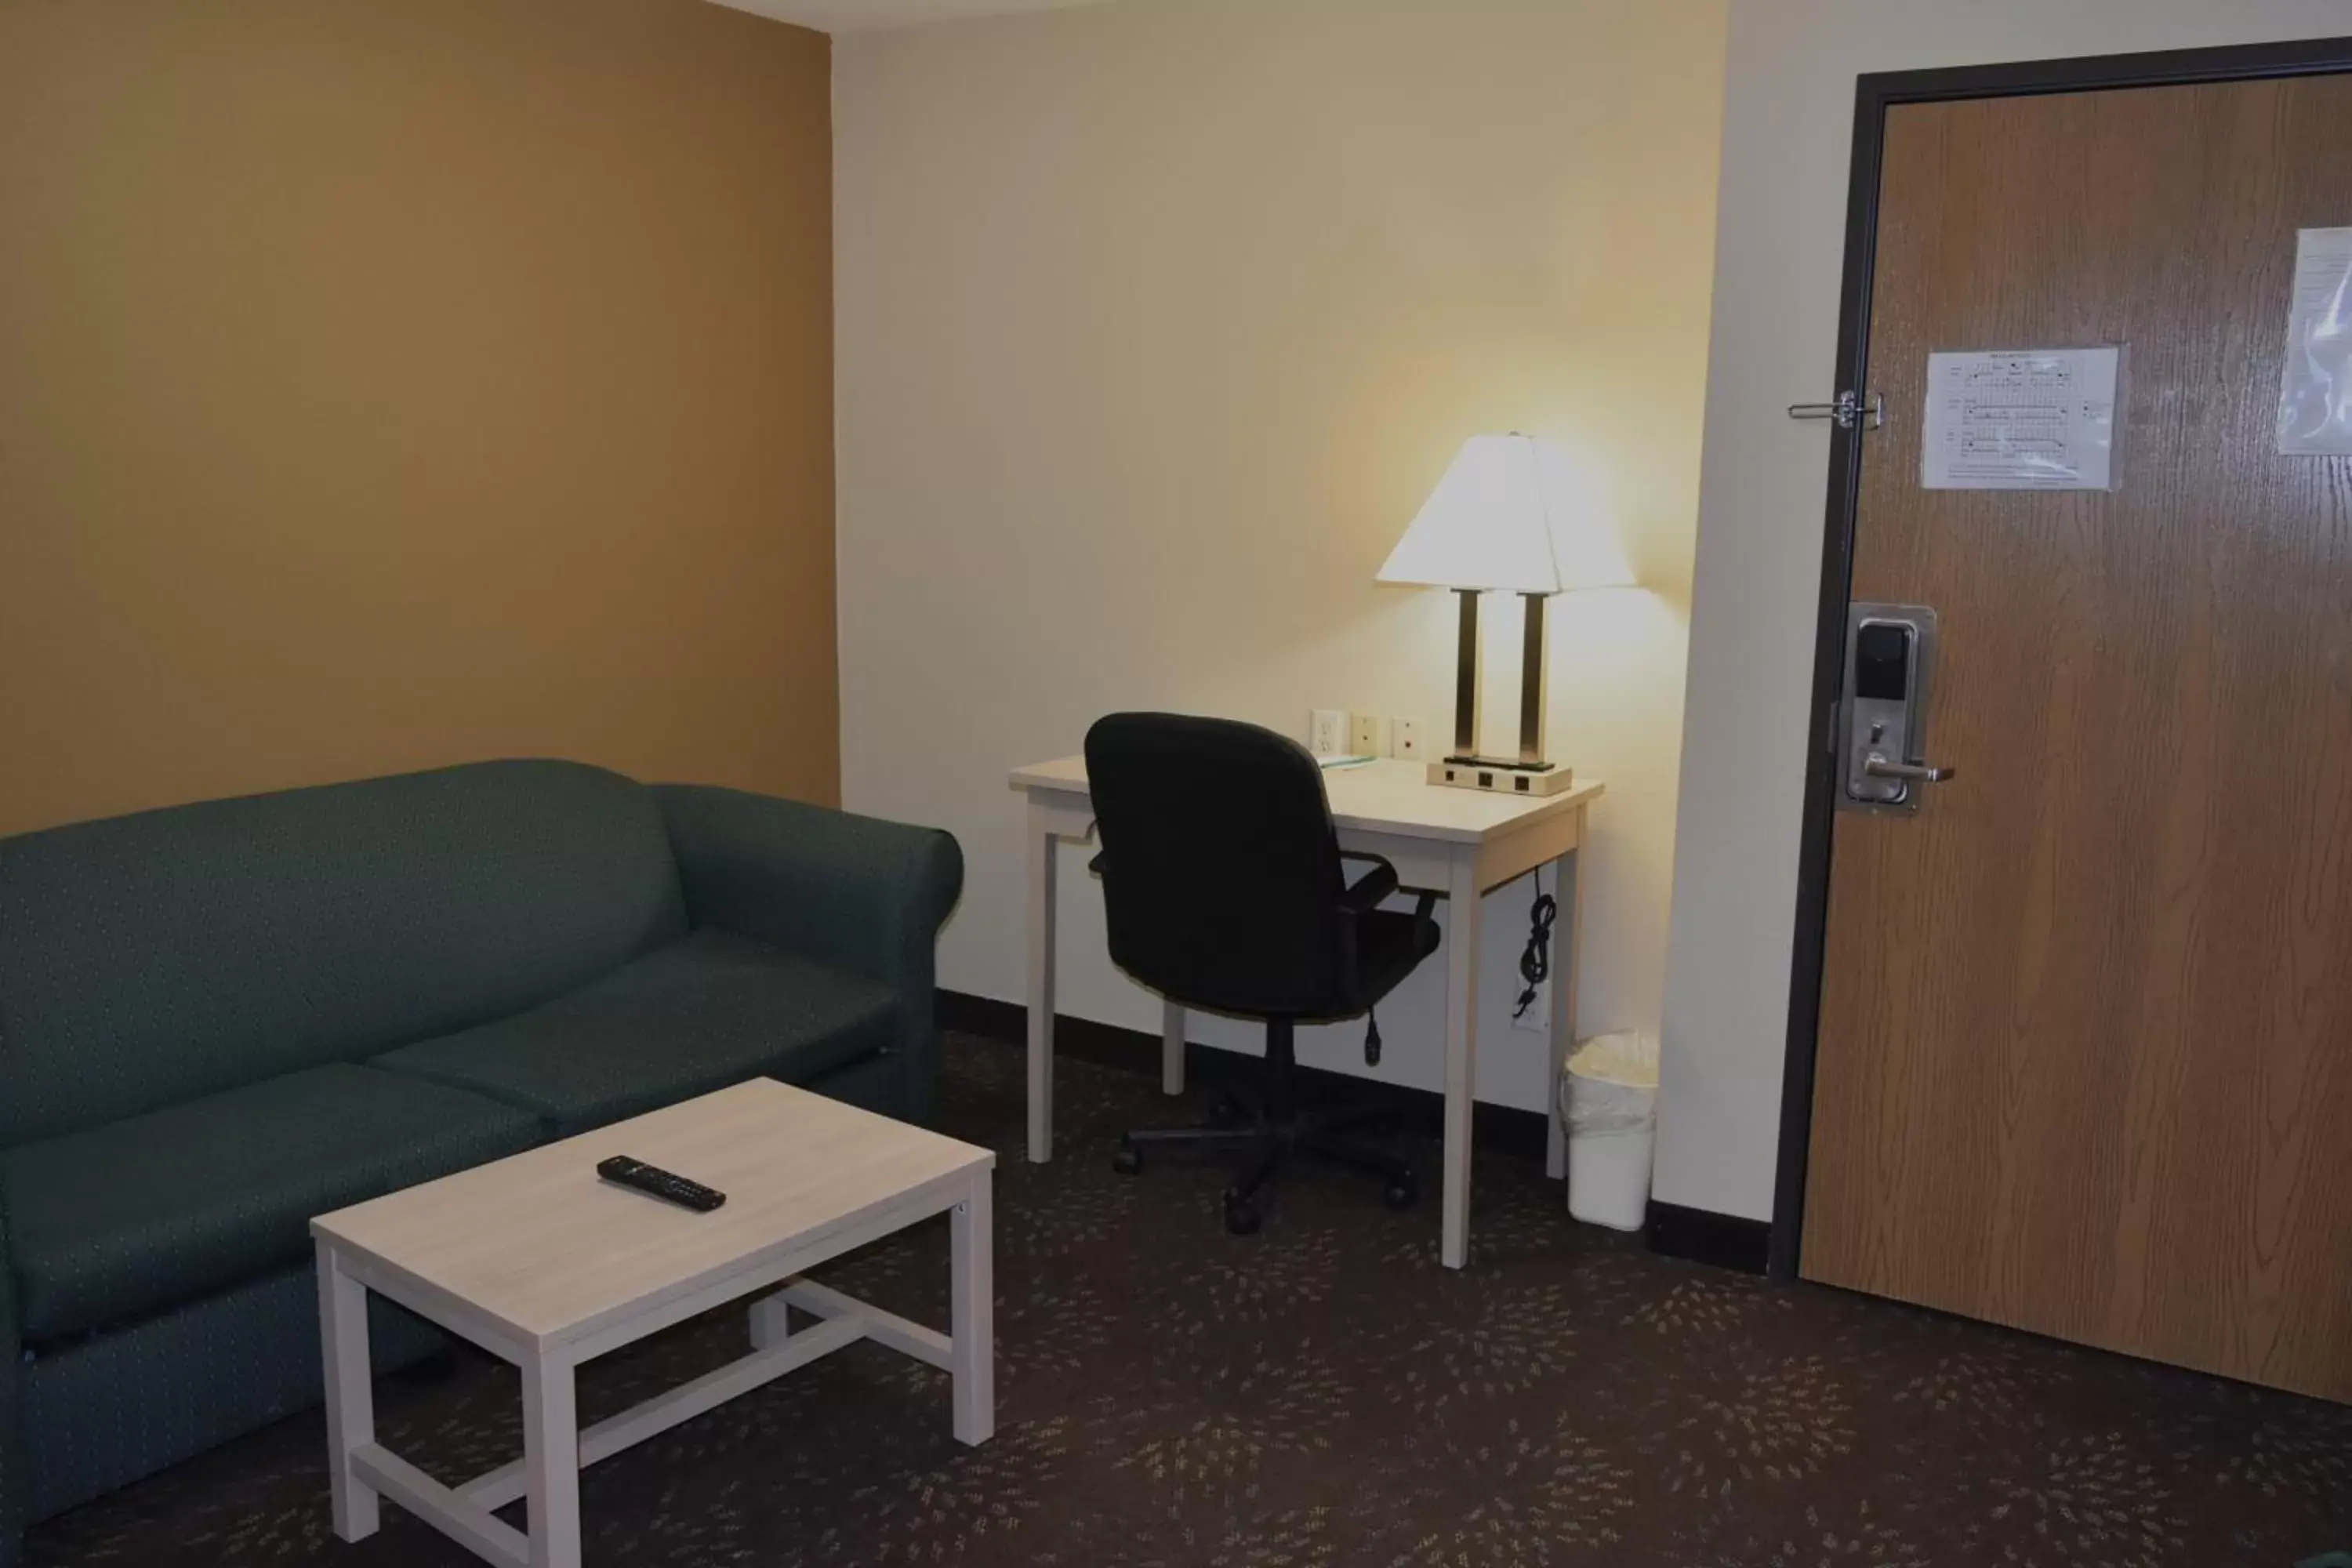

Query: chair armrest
<box><xmin>652</xmin><ymin>786</ymin><xmax>965</xmax><ymax>1124</ymax></box>
<box><xmin>1337</xmin><ymin>851</ymin><xmax>1399</xmax><ymax>912</ymax></box>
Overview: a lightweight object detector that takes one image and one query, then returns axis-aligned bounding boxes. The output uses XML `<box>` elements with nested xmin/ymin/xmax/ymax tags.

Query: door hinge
<box><xmin>1788</xmin><ymin>390</ymin><xmax>1884</xmax><ymax>430</ymax></box>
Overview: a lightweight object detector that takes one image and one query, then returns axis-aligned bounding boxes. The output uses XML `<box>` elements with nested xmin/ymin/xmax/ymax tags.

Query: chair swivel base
<box><xmin>1113</xmin><ymin>1094</ymin><xmax>1419</xmax><ymax>1236</ymax></box>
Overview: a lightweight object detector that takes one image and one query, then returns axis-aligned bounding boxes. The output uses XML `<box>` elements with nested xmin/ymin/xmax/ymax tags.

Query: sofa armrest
<box><xmin>652</xmin><ymin>786</ymin><xmax>964</xmax><ymax>1123</ymax></box>
<box><xmin>1</xmin><ymin>1199</ymin><xmax>21</xmax><ymax>1568</ymax></box>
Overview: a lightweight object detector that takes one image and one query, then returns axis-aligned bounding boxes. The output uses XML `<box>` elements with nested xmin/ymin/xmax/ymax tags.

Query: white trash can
<box><xmin>1557</xmin><ymin>1030</ymin><xmax>1658</xmax><ymax>1232</ymax></box>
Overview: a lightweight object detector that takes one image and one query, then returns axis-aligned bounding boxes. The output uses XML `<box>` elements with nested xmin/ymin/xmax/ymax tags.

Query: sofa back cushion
<box><xmin>0</xmin><ymin>760</ymin><xmax>686</xmax><ymax>1145</ymax></box>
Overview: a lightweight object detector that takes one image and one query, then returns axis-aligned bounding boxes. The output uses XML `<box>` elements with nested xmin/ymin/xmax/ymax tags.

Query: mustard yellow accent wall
<box><xmin>0</xmin><ymin>0</ymin><xmax>837</xmax><ymax>836</ymax></box>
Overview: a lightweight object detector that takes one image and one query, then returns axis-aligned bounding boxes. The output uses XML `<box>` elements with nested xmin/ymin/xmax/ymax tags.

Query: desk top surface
<box><xmin>1010</xmin><ymin>754</ymin><xmax>1602</xmax><ymax>845</ymax></box>
<box><xmin>313</xmin><ymin>1080</ymin><xmax>990</xmax><ymax>1347</ymax></box>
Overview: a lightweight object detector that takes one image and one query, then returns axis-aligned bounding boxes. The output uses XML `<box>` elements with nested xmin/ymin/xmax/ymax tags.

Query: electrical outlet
<box><xmin>1393</xmin><ymin>717</ymin><xmax>1426</xmax><ymax>760</ymax></box>
<box><xmin>1308</xmin><ymin>709</ymin><xmax>1352</xmax><ymax>757</ymax></box>
<box><xmin>1351</xmin><ymin>714</ymin><xmax>1389</xmax><ymax>757</ymax></box>
<box><xmin>1512</xmin><ymin>977</ymin><xmax>1551</xmax><ymax>1033</ymax></box>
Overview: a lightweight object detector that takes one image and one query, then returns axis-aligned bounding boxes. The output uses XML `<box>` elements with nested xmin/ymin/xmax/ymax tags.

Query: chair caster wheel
<box><xmin>1112</xmin><ymin>1141</ymin><xmax>1142</xmax><ymax>1175</ymax></box>
<box><xmin>1221</xmin><ymin>1191</ymin><xmax>1262</xmax><ymax>1236</ymax></box>
<box><xmin>1383</xmin><ymin>1175</ymin><xmax>1418</xmax><ymax>1210</ymax></box>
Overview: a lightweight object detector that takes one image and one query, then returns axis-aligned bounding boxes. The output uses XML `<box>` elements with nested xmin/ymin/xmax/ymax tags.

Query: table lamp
<box><xmin>1377</xmin><ymin>433</ymin><xmax>1633</xmax><ymax>796</ymax></box>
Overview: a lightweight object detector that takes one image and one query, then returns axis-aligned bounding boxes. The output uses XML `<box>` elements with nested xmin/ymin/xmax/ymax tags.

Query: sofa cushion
<box><xmin>370</xmin><ymin>928</ymin><xmax>895</xmax><ymax>1136</ymax></box>
<box><xmin>0</xmin><ymin>760</ymin><xmax>688</xmax><ymax>1147</ymax></box>
<box><xmin>2</xmin><ymin>1065</ymin><xmax>543</xmax><ymax>1343</ymax></box>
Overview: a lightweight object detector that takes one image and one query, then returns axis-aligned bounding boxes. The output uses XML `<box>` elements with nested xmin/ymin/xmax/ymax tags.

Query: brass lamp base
<box><xmin>1428</xmin><ymin>757</ymin><xmax>1578</xmax><ymax>797</ymax></box>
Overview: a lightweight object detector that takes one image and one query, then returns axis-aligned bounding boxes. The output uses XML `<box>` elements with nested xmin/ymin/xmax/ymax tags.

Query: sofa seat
<box><xmin>371</xmin><ymin>927</ymin><xmax>896</xmax><ymax>1136</ymax></box>
<box><xmin>2</xmin><ymin>1065</ymin><xmax>543</xmax><ymax>1344</ymax></box>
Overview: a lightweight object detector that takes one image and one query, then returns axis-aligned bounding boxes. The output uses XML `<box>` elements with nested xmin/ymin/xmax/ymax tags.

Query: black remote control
<box><xmin>597</xmin><ymin>1156</ymin><xmax>726</xmax><ymax>1212</ymax></box>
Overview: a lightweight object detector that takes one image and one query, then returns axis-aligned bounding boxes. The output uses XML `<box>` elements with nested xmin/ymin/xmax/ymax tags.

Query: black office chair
<box><xmin>1086</xmin><ymin>712</ymin><xmax>1442</xmax><ymax>1235</ymax></box>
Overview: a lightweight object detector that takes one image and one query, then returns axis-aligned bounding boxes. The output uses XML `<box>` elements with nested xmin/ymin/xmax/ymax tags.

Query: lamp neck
<box><xmin>1449</xmin><ymin>589</ymin><xmax>1551</xmax><ymax>767</ymax></box>
<box><xmin>1517</xmin><ymin>590</ymin><xmax>1548</xmax><ymax>764</ymax></box>
<box><xmin>1453</xmin><ymin>590</ymin><xmax>1481</xmax><ymax>758</ymax></box>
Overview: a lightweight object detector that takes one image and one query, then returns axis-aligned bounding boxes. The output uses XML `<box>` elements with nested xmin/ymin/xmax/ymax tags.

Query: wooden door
<box><xmin>1802</xmin><ymin>74</ymin><xmax>2352</xmax><ymax>1400</ymax></box>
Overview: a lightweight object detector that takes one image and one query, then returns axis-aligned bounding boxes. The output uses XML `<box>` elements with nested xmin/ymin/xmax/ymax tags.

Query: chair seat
<box><xmin>2</xmin><ymin>1065</ymin><xmax>543</xmax><ymax>1343</ymax></box>
<box><xmin>371</xmin><ymin>927</ymin><xmax>895</xmax><ymax>1136</ymax></box>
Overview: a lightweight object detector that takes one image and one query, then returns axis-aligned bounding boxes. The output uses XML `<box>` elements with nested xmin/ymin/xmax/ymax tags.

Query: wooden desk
<box><xmin>1009</xmin><ymin>754</ymin><xmax>1602</xmax><ymax>1269</ymax></box>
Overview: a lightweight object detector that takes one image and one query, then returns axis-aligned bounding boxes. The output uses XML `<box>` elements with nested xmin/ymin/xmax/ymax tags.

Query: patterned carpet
<box><xmin>29</xmin><ymin>1034</ymin><xmax>2352</xmax><ymax>1567</ymax></box>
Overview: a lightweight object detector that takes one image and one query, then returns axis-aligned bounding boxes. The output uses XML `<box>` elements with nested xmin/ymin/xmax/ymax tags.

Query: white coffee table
<box><xmin>310</xmin><ymin>1078</ymin><xmax>995</xmax><ymax>1568</ymax></box>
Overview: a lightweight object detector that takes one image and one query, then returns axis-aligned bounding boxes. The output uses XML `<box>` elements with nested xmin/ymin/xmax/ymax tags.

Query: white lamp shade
<box><xmin>1376</xmin><ymin>434</ymin><xmax>1635</xmax><ymax>594</ymax></box>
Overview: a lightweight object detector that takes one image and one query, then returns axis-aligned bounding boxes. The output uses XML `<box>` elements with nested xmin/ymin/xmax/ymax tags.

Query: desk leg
<box><xmin>1161</xmin><ymin>999</ymin><xmax>1185</xmax><ymax>1096</ymax></box>
<box><xmin>950</xmin><ymin>1173</ymin><xmax>996</xmax><ymax>1446</ymax></box>
<box><xmin>1545</xmin><ymin>829</ymin><xmax>1585</xmax><ymax>1182</ymax></box>
<box><xmin>1025</xmin><ymin>808</ymin><xmax>1058</xmax><ymax>1163</ymax></box>
<box><xmin>521</xmin><ymin>1356</ymin><xmax>582</xmax><ymax>1568</ymax></box>
<box><xmin>1441</xmin><ymin>852</ymin><xmax>1483</xmax><ymax>1270</ymax></box>
<box><xmin>317</xmin><ymin>1240</ymin><xmax>379</xmax><ymax>1541</ymax></box>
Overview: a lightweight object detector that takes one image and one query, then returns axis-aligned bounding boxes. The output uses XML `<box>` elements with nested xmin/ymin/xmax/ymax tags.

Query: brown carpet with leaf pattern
<box><xmin>30</xmin><ymin>1033</ymin><xmax>2352</xmax><ymax>1567</ymax></box>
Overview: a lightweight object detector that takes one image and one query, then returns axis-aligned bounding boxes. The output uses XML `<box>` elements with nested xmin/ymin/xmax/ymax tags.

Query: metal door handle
<box><xmin>1864</xmin><ymin>754</ymin><xmax>1955</xmax><ymax>783</ymax></box>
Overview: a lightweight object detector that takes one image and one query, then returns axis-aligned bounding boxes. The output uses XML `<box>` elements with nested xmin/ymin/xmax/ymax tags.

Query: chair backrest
<box><xmin>1084</xmin><ymin>713</ymin><xmax>1349</xmax><ymax>1018</ymax></box>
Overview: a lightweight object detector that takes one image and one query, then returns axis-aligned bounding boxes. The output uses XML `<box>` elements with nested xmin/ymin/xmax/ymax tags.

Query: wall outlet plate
<box><xmin>1393</xmin><ymin>717</ymin><xmax>1425</xmax><ymax>760</ymax></box>
<box><xmin>1352</xmin><ymin>713</ymin><xmax>1389</xmax><ymax>757</ymax></box>
<box><xmin>1512</xmin><ymin>977</ymin><xmax>1550</xmax><ymax>1033</ymax></box>
<box><xmin>1309</xmin><ymin>709</ymin><xmax>1352</xmax><ymax>757</ymax></box>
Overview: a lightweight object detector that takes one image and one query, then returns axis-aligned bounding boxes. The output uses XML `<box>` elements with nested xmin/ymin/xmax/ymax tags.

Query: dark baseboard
<box><xmin>936</xmin><ymin>988</ymin><xmax>1551</xmax><ymax>1161</ymax></box>
<box><xmin>1643</xmin><ymin>1200</ymin><xmax>1770</xmax><ymax>1276</ymax></box>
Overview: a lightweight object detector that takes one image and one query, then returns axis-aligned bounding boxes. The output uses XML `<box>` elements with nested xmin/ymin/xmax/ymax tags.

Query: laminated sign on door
<box><xmin>2277</xmin><ymin>226</ymin><xmax>2352</xmax><ymax>455</ymax></box>
<box><xmin>1921</xmin><ymin>346</ymin><xmax>2123</xmax><ymax>491</ymax></box>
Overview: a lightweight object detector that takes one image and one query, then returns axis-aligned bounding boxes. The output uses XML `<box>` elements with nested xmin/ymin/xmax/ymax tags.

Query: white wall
<box><xmin>837</xmin><ymin>0</ymin><xmax>1726</xmax><ymax>1109</ymax></box>
<box><xmin>1657</xmin><ymin>0</ymin><xmax>2352</xmax><ymax>1221</ymax></box>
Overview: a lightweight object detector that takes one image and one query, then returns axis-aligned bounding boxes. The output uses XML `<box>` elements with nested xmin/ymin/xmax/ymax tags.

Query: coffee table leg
<box><xmin>317</xmin><ymin>1240</ymin><xmax>379</xmax><ymax>1541</ymax></box>
<box><xmin>522</xmin><ymin>1356</ymin><xmax>583</xmax><ymax>1568</ymax></box>
<box><xmin>949</xmin><ymin>1173</ymin><xmax>995</xmax><ymax>1446</ymax></box>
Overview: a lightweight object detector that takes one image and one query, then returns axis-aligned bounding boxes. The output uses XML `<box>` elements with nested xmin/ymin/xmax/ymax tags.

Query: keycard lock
<box><xmin>1839</xmin><ymin>603</ymin><xmax>1955</xmax><ymax>812</ymax></box>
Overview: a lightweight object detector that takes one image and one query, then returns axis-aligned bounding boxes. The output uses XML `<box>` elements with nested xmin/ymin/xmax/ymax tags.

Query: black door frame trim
<box><xmin>1768</xmin><ymin>33</ymin><xmax>2352</xmax><ymax>1283</ymax></box>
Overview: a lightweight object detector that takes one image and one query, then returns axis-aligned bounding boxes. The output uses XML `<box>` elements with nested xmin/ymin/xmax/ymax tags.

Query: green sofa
<box><xmin>0</xmin><ymin>760</ymin><xmax>963</xmax><ymax>1561</ymax></box>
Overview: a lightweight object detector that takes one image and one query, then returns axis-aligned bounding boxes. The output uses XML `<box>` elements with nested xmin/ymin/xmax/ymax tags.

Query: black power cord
<box><xmin>1364</xmin><ymin>890</ymin><xmax>1434</xmax><ymax>1065</ymax></box>
<box><xmin>1512</xmin><ymin>869</ymin><xmax>1557</xmax><ymax>1022</ymax></box>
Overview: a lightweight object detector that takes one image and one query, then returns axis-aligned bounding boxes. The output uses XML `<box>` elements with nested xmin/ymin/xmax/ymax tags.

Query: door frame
<box><xmin>1767</xmin><ymin>34</ymin><xmax>2352</xmax><ymax>1283</ymax></box>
